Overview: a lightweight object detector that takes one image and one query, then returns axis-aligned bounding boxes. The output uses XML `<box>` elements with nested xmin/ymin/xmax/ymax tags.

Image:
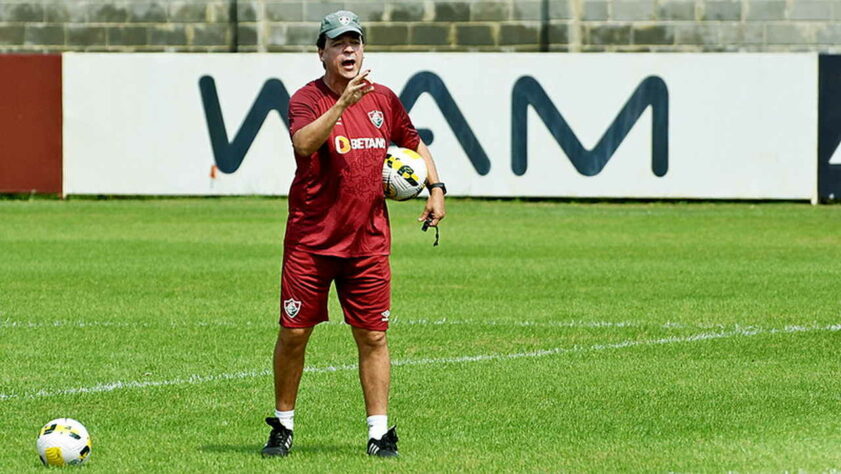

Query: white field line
<box><xmin>0</xmin><ymin>317</ymin><xmax>773</xmax><ymax>331</ymax></box>
<box><xmin>1</xmin><ymin>323</ymin><xmax>838</xmax><ymax>402</ymax></box>
<box><xmin>0</xmin><ymin>319</ymin><xmax>260</xmax><ymax>329</ymax></box>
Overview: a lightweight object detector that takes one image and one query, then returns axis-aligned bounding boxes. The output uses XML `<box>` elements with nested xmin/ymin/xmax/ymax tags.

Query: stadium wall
<box><xmin>0</xmin><ymin>0</ymin><xmax>841</xmax><ymax>54</ymax></box>
<box><xmin>4</xmin><ymin>52</ymin><xmax>841</xmax><ymax>200</ymax></box>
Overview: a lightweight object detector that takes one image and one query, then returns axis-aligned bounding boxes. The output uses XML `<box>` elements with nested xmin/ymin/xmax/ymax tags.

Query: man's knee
<box><xmin>278</xmin><ymin>327</ymin><xmax>312</xmax><ymax>352</ymax></box>
<box><xmin>353</xmin><ymin>328</ymin><xmax>387</xmax><ymax>350</ymax></box>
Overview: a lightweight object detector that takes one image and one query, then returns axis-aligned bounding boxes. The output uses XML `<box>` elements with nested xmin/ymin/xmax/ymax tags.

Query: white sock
<box><xmin>367</xmin><ymin>415</ymin><xmax>388</xmax><ymax>440</ymax></box>
<box><xmin>275</xmin><ymin>409</ymin><xmax>294</xmax><ymax>431</ymax></box>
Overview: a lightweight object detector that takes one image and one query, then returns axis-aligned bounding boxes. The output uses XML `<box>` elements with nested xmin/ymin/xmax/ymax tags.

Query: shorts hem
<box><xmin>345</xmin><ymin>320</ymin><xmax>389</xmax><ymax>332</ymax></box>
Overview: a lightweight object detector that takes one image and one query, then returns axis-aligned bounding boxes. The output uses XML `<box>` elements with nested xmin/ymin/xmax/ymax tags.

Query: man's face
<box><xmin>320</xmin><ymin>33</ymin><xmax>364</xmax><ymax>80</ymax></box>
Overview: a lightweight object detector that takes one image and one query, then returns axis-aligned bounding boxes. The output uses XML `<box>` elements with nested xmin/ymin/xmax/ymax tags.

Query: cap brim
<box><xmin>325</xmin><ymin>25</ymin><xmax>363</xmax><ymax>39</ymax></box>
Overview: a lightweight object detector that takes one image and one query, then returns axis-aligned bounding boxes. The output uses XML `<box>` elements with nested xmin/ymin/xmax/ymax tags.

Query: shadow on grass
<box><xmin>199</xmin><ymin>443</ymin><xmax>357</xmax><ymax>456</ymax></box>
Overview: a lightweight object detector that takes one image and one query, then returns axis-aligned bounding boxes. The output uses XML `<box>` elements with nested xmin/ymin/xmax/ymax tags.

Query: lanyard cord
<box><xmin>421</xmin><ymin>218</ymin><xmax>440</xmax><ymax>247</ymax></box>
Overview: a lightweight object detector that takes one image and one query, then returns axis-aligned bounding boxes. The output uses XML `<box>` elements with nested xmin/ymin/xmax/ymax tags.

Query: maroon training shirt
<box><xmin>285</xmin><ymin>78</ymin><xmax>420</xmax><ymax>257</ymax></box>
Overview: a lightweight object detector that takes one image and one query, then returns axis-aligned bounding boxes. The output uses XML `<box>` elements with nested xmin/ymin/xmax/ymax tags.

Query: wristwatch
<box><xmin>427</xmin><ymin>182</ymin><xmax>447</xmax><ymax>195</ymax></box>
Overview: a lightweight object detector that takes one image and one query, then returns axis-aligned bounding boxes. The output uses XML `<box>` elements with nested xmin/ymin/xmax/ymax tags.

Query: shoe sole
<box><xmin>369</xmin><ymin>451</ymin><xmax>398</xmax><ymax>458</ymax></box>
<box><xmin>261</xmin><ymin>449</ymin><xmax>289</xmax><ymax>457</ymax></box>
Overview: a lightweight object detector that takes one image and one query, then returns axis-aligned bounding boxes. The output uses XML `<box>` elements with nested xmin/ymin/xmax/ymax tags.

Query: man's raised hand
<box><xmin>338</xmin><ymin>69</ymin><xmax>374</xmax><ymax>108</ymax></box>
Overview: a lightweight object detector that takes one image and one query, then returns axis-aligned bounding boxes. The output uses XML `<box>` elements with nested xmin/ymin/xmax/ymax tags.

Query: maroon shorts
<box><xmin>280</xmin><ymin>247</ymin><xmax>391</xmax><ymax>331</ymax></box>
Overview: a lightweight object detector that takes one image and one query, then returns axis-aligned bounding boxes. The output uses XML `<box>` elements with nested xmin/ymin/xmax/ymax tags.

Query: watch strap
<box><xmin>428</xmin><ymin>182</ymin><xmax>447</xmax><ymax>195</ymax></box>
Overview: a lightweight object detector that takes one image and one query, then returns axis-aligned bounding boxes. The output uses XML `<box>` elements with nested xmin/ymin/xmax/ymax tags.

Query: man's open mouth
<box><xmin>341</xmin><ymin>58</ymin><xmax>356</xmax><ymax>70</ymax></box>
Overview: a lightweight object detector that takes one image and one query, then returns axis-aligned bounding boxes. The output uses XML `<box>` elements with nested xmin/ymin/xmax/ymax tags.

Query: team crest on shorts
<box><xmin>283</xmin><ymin>298</ymin><xmax>302</xmax><ymax>318</ymax></box>
<box><xmin>368</xmin><ymin>110</ymin><xmax>384</xmax><ymax>129</ymax></box>
<box><xmin>381</xmin><ymin>310</ymin><xmax>390</xmax><ymax>322</ymax></box>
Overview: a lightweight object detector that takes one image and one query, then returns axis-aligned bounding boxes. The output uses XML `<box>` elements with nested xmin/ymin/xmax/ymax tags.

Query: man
<box><xmin>261</xmin><ymin>10</ymin><xmax>446</xmax><ymax>458</ymax></box>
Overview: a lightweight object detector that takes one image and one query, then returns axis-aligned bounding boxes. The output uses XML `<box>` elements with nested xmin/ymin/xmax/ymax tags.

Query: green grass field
<box><xmin>1</xmin><ymin>198</ymin><xmax>840</xmax><ymax>472</ymax></box>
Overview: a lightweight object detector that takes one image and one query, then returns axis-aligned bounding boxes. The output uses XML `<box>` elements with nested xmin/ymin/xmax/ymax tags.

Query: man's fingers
<box><xmin>350</xmin><ymin>81</ymin><xmax>373</xmax><ymax>95</ymax></box>
<box><xmin>351</xmin><ymin>69</ymin><xmax>370</xmax><ymax>84</ymax></box>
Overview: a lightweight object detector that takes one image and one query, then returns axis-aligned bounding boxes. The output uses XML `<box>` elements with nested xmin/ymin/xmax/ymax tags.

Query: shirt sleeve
<box><xmin>385</xmin><ymin>87</ymin><xmax>420</xmax><ymax>151</ymax></box>
<box><xmin>288</xmin><ymin>88</ymin><xmax>319</xmax><ymax>139</ymax></box>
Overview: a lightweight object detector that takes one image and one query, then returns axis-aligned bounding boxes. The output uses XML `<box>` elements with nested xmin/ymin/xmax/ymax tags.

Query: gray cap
<box><xmin>318</xmin><ymin>10</ymin><xmax>364</xmax><ymax>40</ymax></box>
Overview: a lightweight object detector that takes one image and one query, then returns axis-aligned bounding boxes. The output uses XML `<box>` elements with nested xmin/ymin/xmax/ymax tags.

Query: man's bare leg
<box><xmin>352</xmin><ymin>327</ymin><xmax>390</xmax><ymax>416</ymax></box>
<box><xmin>274</xmin><ymin>326</ymin><xmax>314</xmax><ymax>411</ymax></box>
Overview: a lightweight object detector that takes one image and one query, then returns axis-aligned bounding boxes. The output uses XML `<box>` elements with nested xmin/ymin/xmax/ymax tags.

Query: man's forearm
<box><xmin>416</xmin><ymin>141</ymin><xmax>442</xmax><ymax>185</ymax></box>
<box><xmin>292</xmin><ymin>102</ymin><xmax>347</xmax><ymax>156</ymax></box>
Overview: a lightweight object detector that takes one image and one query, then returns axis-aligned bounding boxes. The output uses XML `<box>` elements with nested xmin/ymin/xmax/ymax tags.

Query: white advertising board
<box><xmin>63</xmin><ymin>53</ymin><xmax>817</xmax><ymax>199</ymax></box>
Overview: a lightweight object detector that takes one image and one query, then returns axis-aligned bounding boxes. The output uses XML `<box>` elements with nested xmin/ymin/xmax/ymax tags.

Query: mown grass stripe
<box><xmin>2</xmin><ymin>323</ymin><xmax>836</xmax><ymax>402</ymax></box>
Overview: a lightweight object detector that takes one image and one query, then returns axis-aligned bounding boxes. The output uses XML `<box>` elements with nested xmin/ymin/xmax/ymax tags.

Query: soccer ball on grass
<box><xmin>36</xmin><ymin>418</ymin><xmax>92</xmax><ymax>466</ymax></box>
<box><xmin>382</xmin><ymin>146</ymin><xmax>428</xmax><ymax>201</ymax></box>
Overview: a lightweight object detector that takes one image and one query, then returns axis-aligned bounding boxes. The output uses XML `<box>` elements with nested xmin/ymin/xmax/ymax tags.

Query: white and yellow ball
<box><xmin>383</xmin><ymin>146</ymin><xmax>428</xmax><ymax>201</ymax></box>
<box><xmin>36</xmin><ymin>418</ymin><xmax>92</xmax><ymax>466</ymax></box>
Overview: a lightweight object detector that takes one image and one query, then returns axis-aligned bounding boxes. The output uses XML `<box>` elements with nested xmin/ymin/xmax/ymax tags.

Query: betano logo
<box><xmin>199</xmin><ymin>72</ymin><xmax>669</xmax><ymax>176</ymax></box>
<box><xmin>334</xmin><ymin>135</ymin><xmax>387</xmax><ymax>154</ymax></box>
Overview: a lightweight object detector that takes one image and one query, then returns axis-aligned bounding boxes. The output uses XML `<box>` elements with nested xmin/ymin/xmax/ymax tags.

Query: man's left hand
<box><xmin>418</xmin><ymin>189</ymin><xmax>446</xmax><ymax>227</ymax></box>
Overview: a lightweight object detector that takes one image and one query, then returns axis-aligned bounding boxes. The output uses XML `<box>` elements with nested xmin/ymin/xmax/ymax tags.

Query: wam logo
<box><xmin>199</xmin><ymin>72</ymin><xmax>669</xmax><ymax>177</ymax></box>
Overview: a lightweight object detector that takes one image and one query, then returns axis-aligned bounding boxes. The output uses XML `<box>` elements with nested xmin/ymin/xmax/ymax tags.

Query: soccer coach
<box><xmin>261</xmin><ymin>11</ymin><xmax>446</xmax><ymax>458</ymax></box>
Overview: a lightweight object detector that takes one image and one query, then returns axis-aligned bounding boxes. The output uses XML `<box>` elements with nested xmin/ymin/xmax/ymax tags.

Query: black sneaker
<box><xmin>261</xmin><ymin>417</ymin><xmax>293</xmax><ymax>457</ymax></box>
<box><xmin>367</xmin><ymin>425</ymin><xmax>399</xmax><ymax>457</ymax></box>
